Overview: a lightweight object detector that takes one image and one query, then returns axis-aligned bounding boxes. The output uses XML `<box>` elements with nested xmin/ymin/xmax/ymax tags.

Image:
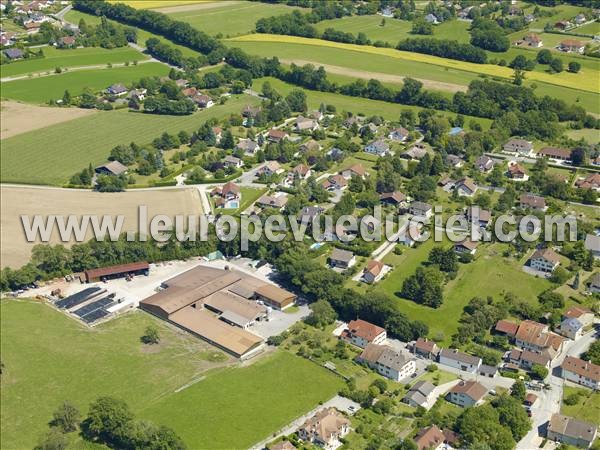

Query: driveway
<box><xmin>251</xmin><ymin>305</ymin><xmax>310</xmax><ymax>339</ymax></box>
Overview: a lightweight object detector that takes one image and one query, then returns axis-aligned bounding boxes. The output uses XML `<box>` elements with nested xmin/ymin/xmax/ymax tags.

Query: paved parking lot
<box><xmin>251</xmin><ymin>305</ymin><xmax>310</xmax><ymax>338</ymax></box>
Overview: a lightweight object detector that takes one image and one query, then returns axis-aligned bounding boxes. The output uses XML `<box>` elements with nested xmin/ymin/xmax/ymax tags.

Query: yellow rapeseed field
<box><xmin>231</xmin><ymin>34</ymin><xmax>599</xmax><ymax>93</ymax></box>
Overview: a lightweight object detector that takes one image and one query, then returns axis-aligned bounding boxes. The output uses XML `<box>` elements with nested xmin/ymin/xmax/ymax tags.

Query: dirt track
<box><xmin>0</xmin><ymin>186</ymin><xmax>203</xmax><ymax>268</ymax></box>
<box><xmin>279</xmin><ymin>59</ymin><xmax>468</xmax><ymax>93</ymax></box>
<box><xmin>1</xmin><ymin>101</ymin><xmax>97</xmax><ymax>140</ymax></box>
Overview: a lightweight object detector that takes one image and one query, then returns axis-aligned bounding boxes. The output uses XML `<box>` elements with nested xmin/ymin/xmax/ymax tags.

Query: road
<box><xmin>517</xmin><ymin>328</ymin><xmax>598</xmax><ymax>450</ymax></box>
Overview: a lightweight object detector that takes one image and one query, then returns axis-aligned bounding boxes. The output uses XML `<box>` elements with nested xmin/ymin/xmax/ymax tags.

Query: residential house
<box><xmin>24</xmin><ymin>21</ymin><xmax>41</xmax><ymax>34</ymax></box>
<box><xmin>57</xmin><ymin>35</ymin><xmax>76</xmax><ymax>47</ymax></box>
<box><xmin>413</xmin><ymin>425</ymin><xmax>456</xmax><ymax>450</ymax></box>
<box><xmin>0</xmin><ymin>33</ymin><xmax>16</xmax><ymax>47</ymax></box>
<box><xmin>267</xmin><ymin>129</ymin><xmax>288</xmax><ymax>143</ymax></box>
<box><xmin>299</xmin><ymin>139</ymin><xmax>321</xmax><ymax>153</ymax></box>
<box><xmin>357</xmin><ymin>343</ymin><xmax>416</xmax><ymax>381</ymax></box>
<box><xmin>95</xmin><ymin>161</ymin><xmax>128</xmax><ymax>176</ymax></box>
<box><xmin>297</xmin><ymin>206</ymin><xmax>323</xmax><ymax>225</ymax></box>
<box><xmin>454</xmin><ymin>239</ymin><xmax>479</xmax><ymax>255</ymax></box>
<box><xmin>401</xmin><ymin>145</ymin><xmax>428</xmax><ymax>160</ymax></box>
<box><xmin>479</xmin><ymin>364</ymin><xmax>498</xmax><ymax>378</ymax></box>
<box><xmin>448</xmin><ymin>127</ymin><xmax>464</xmax><ymax>137</ymax></box>
<box><xmin>539</xmin><ymin>147</ymin><xmax>572</xmax><ymax>162</ymax></box>
<box><xmin>475</xmin><ymin>155</ymin><xmax>495</xmax><ymax>173</ymax></box>
<box><xmin>410</xmin><ymin>201</ymin><xmax>433</xmax><ymax>219</ymax></box>
<box><xmin>343</xmin><ymin>116</ymin><xmax>361</xmax><ymax>129</ymax></box>
<box><xmin>223</xmin><ymin>155</ymin><xmax>243</xmax><ymax>169</ymax></box>
<box><xmin>509</xmin><ymin>348</ymin><xmax>552</xmax><ymax>370</ymax></box>
<box><xmin>424</xmin><ymin>13</ymin><xmax>440</xmax><ymax>24</ymax></box>
<box><xmin>309</xmin><ymin>110</ymin><xmax>324</xmax><ymax>121</ymax></box>
<box><xmin>236</xmin><ymin>139</ymin><xmax>260</xmax><ymax>156</ymax></box>
<box><xmin>106</xmin><ymin>83</ymin><xmax>128</xmax><ymax>97</ymax></box>
<box><xmin>575</xmin><ymin>13</ymin><xmax>587</xmax><ymax>24</ymax></box>
<box><xmin>341</xmin><ymin>164</ymin><xmax>367</xmax><ymax>180</ymax></box>
<box><xmin>546</xmin><ymin>414</ymin><xmax>597</xmax><ymax>449</ymax></box>
<box><xmin>322</xmin><ymin>174</ymin><xmax>347</xmax><ymax>191</ymax></box>
<box><xmin>212</xmin><ymin>127</ymin><xmax>222</xmax><ymax>143</ymax></box>
<box><xmin>560</xmin><ymin>39</ymin><xmax>585</xmax><ymax>54</ymax></box>
<box><xmin>4</xmin><ymin>48</ymin><xmax>23</xmax><ymax>60</ymax></box>
<box><xmin>192</xmin><ymin>94</ymin><xmax>212</xmax><ymax>108</ymax></box>
<box><xmin>504</xmin><ymin>138</ymin><xmax>534</xmax><ymax>155</ymax></box>
<box><xmin>413</xmin><ymin>338</ymin><xmax>440</xmax><ymax>359</ymax></box>
<box><xmin>257</xmin><ymin>161</ymin><xmax>283</xmax><ymax>177</ymax></box>
<box><xmin>530</xmin><ymin>248</ymin><xmax>561</xmax><ymax>273</ymax></box>
<box><xmin>559</xmin><ymin>317</ymin><xmax>584</xmax><ymax>340</ymax></box>
<box><xmin>241</xmin><ymin>105</ymin><xmax>261</xmax><ymax>118</ymax></box>
<box><xmin>560</xmin><ymin>356</ymin><xmax>600</xmax><ymax>390</ymax></box>
<box><xmin>388</xmin><ymin>127</ymin><xmax>409</xmax><ymax>142</ymax></box>
<box><xmin>576</xmin><ymin>173</ymin><xmax>600</xmax><ymax>191</ymax></box>
<box><xmin>341</xmin><ymin>319</ymin><xmax>386</xmax><ymax>348</ymax></box>
<box><xmin>379</xmin><ymin>191</ymin><xmax>407</xmax><ymax>208</ymax></box>
<box><xmin>127</xmin><ymin>88</ymin><xmax>147</xmax><ymax>102</ymax></box>
<box><xmin>291</xmin><ymin>163</ymin><xmax>311</xmax><ymax>181</ymax></box>
<box><xmin>520</xmin><ymin>193</ymin><xmax>547</xmax><ymax>211</ymax></box>
<box><xmin>563</xmin><ymin>306</ymin><xmax>595</xmax><ymax>326</ymax></box>
<box><xmin>403</xmin><ymin>381</ymin><xmax>436</xmax><ymax>409</ymax></box>
<box><xmin>211</xmin><ymin>182</ymin><xmax>241</xmax><ymax>209</ymax></box>
<box><xmin>455</xmin><ymin>177</ymin><xmax>478</xmax><ymax>197</ymax></box>
<box><xmin>515</xmin><ymin>319</ymin><xmax>564</xmax><ymax>353</ymax></box>
<box><xmin>361</xmin><ymin>122</ymin><xmax>378</xmax><ymax>135</ymax></box>
<box><xmin>256</xmin><ymin>193</ymin><xmax>288</xmax><ymax>211</ymax></box>
<box><xmin>295</xmin><ymin>116</ymin><xmax>319</xmax><ymax>132</ymax></box>
<box><xmin>447</xmin><ymin>380</ymin><xmax>487</xmax><ymax>407</ymax></box>
<box><xmin>495</xmin><ymin>319</ymin><xmax>519</xmax><ymax>338</ymax></box>
<box><xmin>270</xmin><ymin>441</ymin><xmax>296</xmax><ymax>450</ymax></box>
<box><xmin>399</xmin><ymin>223</ymin><xmax>423</xmax><ymax>248</ymax></box>
<box><xmin>362</xmin><ymin>260</ymin><xmax>386</xmax><ymax>284</ymax></box>
<box><xmin>365</xmin><ymin>140</ymin><xmax>390</xmax><ymax>157</ymax></box>
<box><xmin>438</xmin><ymin>348</ymin><xmax>482</xmax><ymax>373</ymax></box>
<box><xmin>555</xmin><ymin>20</ymin><xmax>572</xmax><ymax>30</ymax></box>
<box><xmin>446</xmin><ymin>154</ymin><xmax>464</xmax><ymax>168</ymax></box>
<box><xmin>465</xmin><ymin>206</ymin><xmax>492</xmax><ymax>229</ymax></box>
<box><xmin>590</xmin><ymin>273</ymin><xmax>600</xmax><ymax>294</ymax></box>
<box><xmin>523</xmin><ymin>33</ymin><xmax>543</xmax><ymax>48</ymax></box>
<box><xmin>182</xmin><ymin>87</ymin><xmax>198</xmax><ymax>98</ymax></box>
<box><xmin>508</xmin><ymin>162</ymin><xmax>529</xmax><ymax>181</ymax></box>
<box><xmin>329</xmin><ymin>248</ymin><xmax>356</xmax><ymax>269</ymax></box>
<box><xmin>297</xmin><ymin>408</ymin><xmax>350</xmax><ymax>450</ymax></box>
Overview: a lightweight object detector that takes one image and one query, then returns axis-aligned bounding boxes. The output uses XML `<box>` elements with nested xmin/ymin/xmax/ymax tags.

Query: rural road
<box><xmin>278</xmin><ymin>58</ymin><xmax>468</xmax><ymax>93</ymax></box>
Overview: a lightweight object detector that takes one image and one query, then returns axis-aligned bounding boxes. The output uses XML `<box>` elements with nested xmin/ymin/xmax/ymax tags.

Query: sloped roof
<box><xmin>346</xmin><ymin>319</ymin><xmax>385</xmax><ymax>341</ymax></box>
<box><xmin>449</xmin><ymin>380</ymin><xmax>487</xmax><ymax>401</ymax></box>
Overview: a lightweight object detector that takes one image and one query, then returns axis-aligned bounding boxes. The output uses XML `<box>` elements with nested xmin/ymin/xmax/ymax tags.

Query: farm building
<box><xmin>95</xmin><ymin>160</ymin><xmax>128</xmax><ymax>176</ymax></box>
<box><xmin>84</xmin><ymin>261</ymin><xmax>149</xmax><ymax>283</ymax></box>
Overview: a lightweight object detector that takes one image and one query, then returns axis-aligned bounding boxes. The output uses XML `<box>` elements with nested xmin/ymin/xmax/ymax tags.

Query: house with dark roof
<box><xmin>576</xmin><ymin>173</ymin><xmax>600</xmax><ymax>192</ymax></box>
<box><xmin>539</xmin><ymin>147</ymin><xmax>572</xmax><ymax>162</ymax></box>
<box><xmin>95</xmin><ymin>160</ymin><xmax>128</xmax><ymax>176</ymax></box>
<box><xmin>403</xmin><ymin>380</ymin><xmax>435</xmax><ymax>408</ymax></box>
<box><xmin>504</xmin><ymin>138</ymin><xmax>534</xmax><ymax>155</ymax></box>
<box><xmin>475</xmin><ymin>155</ymin><xmax>494</xmax><ymax>173</ymax></box>
<box><xmin>509</xmin><ymin>348</ymin><xmax>552</xmax><ymax>370</ymax></box>
<box><xmin>507</xmin><ymin>162</ymin><xmax>528</xmax><ymax>181</ymax></box>
<box><xmin>106</xmin><ymin>83</ymin><xmax>128</xmax><ymax>96</ymax></box>
<box><xmin>236</xmin><ymin>138</ymin><xmax>260</xmax><ymax>156</ymax></box>
<box><xmin>455</xmin><ymin>177</ymin><xmax>478</xmax><ymax>197</ymax></box>
<box><xmin>4</xmin><ymin>48</ymin><xmax>24</xmax><ymax>59</ymax></box>
<box><xmin>379</xmin><ymin>191</ymin><xmax>407</xmax><ymax>208</ymax></box>
<box><xmin>342</xmin><ymin>319</ymin><xmax>386</xmax><ymax>348</ymax></box>
<box><xmin>410</xmin><ymin>201</ymin><xmax>433</xmax><ymax>219</ymax></box>
<box><xmin>364</xmin><ymin>139</ymin><xmax>390</xmax><ymax>157</ymax></box>
<box><xmin>547</xmin><ymin>414</ymin><xmax>597</xmax><ymax>448</ymax></box>
<box><xmin>329</xmin><ymin>248</ymin><xmax>356</xmax><ymax>269</ymax></box>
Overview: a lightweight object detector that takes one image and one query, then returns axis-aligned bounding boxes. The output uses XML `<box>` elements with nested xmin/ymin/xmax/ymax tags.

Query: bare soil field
<box><xmin>280</xmin><ymin>59</ymin><xmax>468</xmax><ymax>93</ymax></box>
<box><xmin>0</xmin><ymin>186</ymin><xmax>203</xmax><ymax>268</ymax></box>
<box><xmin>0</xmin><ymin>101</ymin><xmax>97</xmax><ymax>139</ymax></box>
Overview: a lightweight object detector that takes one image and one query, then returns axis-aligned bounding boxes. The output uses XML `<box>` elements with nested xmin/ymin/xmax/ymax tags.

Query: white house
<box><xmin>584</xmin><ymin>234</ymin><xmax>600</xmax><ymax>259</ymax></box>
<box><xmin>362</xmin><ymin>260</ymin><xmax>386</xmax><ymax>284</ymax></box>
<box><xmin>559</xmin><ymin>318</ymin><xmax>584</xmax><ymax>340</ymax></box>
<box><xmin>410</xmin><ymin>201</ymin><xmax>433</xmax><ymax>219</ymax></box>
<box><xmin>329</xmin><ymin>248</ymin><xmax>356</xmax><ymax>269</ymax></box>
<box><xmin>341</xmin><ymin>319</ymin><xmax>387</xmax><ymax>349</ymax></box>
<box><xmin>504</xmin><ymin>138</ymin><xmax>534</xmax><ymax>155</ymax></box>
<box><xmin>364</xmin><ymin>140</ymin><xmax>390</xmax><ymax>157</ymax></box>
<box><xmin>438</xmin><ymin>348</ymin><xmax>481</xmax><ymax>373</ymax></box>
<box><xmin>403</xmin><ymin>380</ymin><xmax>436</xmax><ymax>408</ymax></box>
<box><xmin>298</xmin><ymin>408</ymin><xmax>351</xmax><ymax>450</ymax></box>
<box><xmin>547</xmin><ymin>414</ymin><xmax>597</xmax><ymax>449</ymax></box>
<box><xmin>357</xmin><ymin>343</ymin><xmax>416</xmax><ymax>382</ymax></box>
<box><xmin>388</xmin><ymin>127</ymin><xmax>409</xmax><ymax>142</ymax></box>
<box><xmin>560</xmin><ymin>356</ymin><xmax>600</xmax><ymax>390</ymax></box>
<box><xmin>446</xmin><ymin>380</ymin><xmax>487</xmax><ymax>407</ymax></box>
<box><xmin>530</xmin><ymin>248</ymin><xmax>561</xmax><ymax>273</ymax></box>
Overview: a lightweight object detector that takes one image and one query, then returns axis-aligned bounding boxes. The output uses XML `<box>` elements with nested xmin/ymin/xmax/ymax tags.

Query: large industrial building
<box><xmin>139</xmin><ymin>265</ymin><xmax>296</xmax><ymax>359</ymax></box>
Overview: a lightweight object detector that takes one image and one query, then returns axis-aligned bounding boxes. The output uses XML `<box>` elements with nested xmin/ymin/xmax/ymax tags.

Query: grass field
<box><xmin>376</xmin><ymin>242</ymin><xmax>551</xmax><ymax>344</ymax></box>
<box><xmin>561</xmin><ymin>386</ymin><xmax>600</xmax><ymax>426</ymax></box>
<box><xmin>0</xmin><ymin>62</ymin><xmax>169</xmax><ymax>104</ymax></box>
<box><xmin>252</xmin><ymin>77</ymin><xmax>492</xmax><ymax>129</ymax></box>
<box><xmin>108</xmin><ymin>0</ymin><xmax>204</xmax><ymax>8</ymax></box>
<box><xmin>0</xmin><ymin>300</ymin><xmax>233</xmax><ymax>450</ymax></box>
<box><xmin>230</xmin><ymin>34</ymin><xmax>598</xmax><ymax>93</ymax></box>
<box><xmin>566</xmin><ymin>128</ymin><xmax>600</xmax><ymax>144</ymax></box>
<box><xmin>167</xmin><ymin>0</ymin><xmax>300</xmax><ymax>38</ymax></box>
<box><xmin>575</xmin><ymin>20</ymin><xmax>600</xmax><ymax>36</ymax></box>
<box><xmin>0</xmin><ymin>46</ymin><xmax>147</xmax><ymax>78</ymax></box>
<box><xmin>228</xmin><ymin>38</ymin><xmax>600</xmax><ymax>114</ymax></box>
<box><xmin>0</xmin><ymin>95</ymin><xmax>260</xmax><ymax>185</ymax></box>
<box><xmin>315</xmin><ymin>15</ymin><xmax>471</xmax><ymax>44</ymax></box>
<box><xmin>140</xmin><ymin>351</ymin><xmax>343</xmax><ymax>448</ymax></box>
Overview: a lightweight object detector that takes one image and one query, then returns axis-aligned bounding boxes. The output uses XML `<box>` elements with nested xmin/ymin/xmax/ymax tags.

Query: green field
<box><xmin>0</xmin><ymin>62</ymin><xmax>169</xmax><ymax>104</ymax></box>
<box><xmin>575</xmin><ymin>20</ymin><xmax>600</xmax><ymax>36</ymax></box>
<box><xmin>167</xmin><ymin>0</ymin><xmax>300</xmax><ymax>38</ymax></box>
<box><xmin>0</xmin><ymin>45</ymin><xmax>147</xmax><ymax>78</ymax></box>
<box><xmin>561</xmin><ymin>386</ymin><xmax>600</xmax><ymax>426</ymax></box>
<box><xmin>140</xmin><ymin>351</ymin><xmax>343</xmax><ymax>449</ymax></box>
<box><xmin>0</xmin><ymin>300</ymin><xmax>342</xmax><ymax>450</ymax></box>
<box><xmin>0</xmin><ymin>300</ymin><xmax>230</xmax><ymax>450</ymax></box>
<box><xmin>229</xmin><ymin>39</ymin><xmax>600</xmax><ymax>114</ymax></box>
<box><xmin>252</xmin><ymin>77</ymin><xmax>492</xmax><ymax>129</ymax></box>
<box><xmin>315</xmin><ymin>15</ymin><xmax>471</xmax><ymax>44</ymax></box>
<box><xmin>376</xmin><ymin>242</ymin><xmax>551</xmax><ymax>344</ymax></box>
<box><xmin>566</xmin><ymin>128</ymin><xmax>600</xmax><ymax>144</ymax></box>
<box><xmin>0</xmin><ymin>95</ymin><xmax>260</xmax><ymax>185</ymax></box>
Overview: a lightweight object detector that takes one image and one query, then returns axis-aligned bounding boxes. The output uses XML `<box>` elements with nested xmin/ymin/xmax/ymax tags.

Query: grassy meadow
<box><xmin>561</xmin><ymin>386</ymin><xmax>600</xmax><ymax>426</ymax></box>
<box><xmin>140</xmin><ymin>351</ymin><xmax>343</xmax><ymax>449</ymax></box>
<box><xmin>0</xmin><ymin>95</ymin><xmax>260</xmax><ymax>185</ymax></box>
<box><xmin>166</xmin><ymin>0</ymin><xmax>300</xmax><ymax>38</ymax></box>
<box><xmin>0</xmin><ymin>45</ymin><xmax>147</xmax><ymax>78</ymax></box>
<box><xmin>0</xmin><ymin>62</ymin><xmax>169</xmax><ymax>104</ymax></box>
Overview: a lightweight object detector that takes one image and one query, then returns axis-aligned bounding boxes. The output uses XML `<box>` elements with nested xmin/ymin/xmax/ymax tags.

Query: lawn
<box><xmin>139</xmin><ymin>351</ymin><xmax>344</xmax><ymax>449</ymax></box>
<box><xmin>0</xmin><ymin>95</ymin><xmax>260</xmax><ymax>185</ymax></box>
<box><xmin>566</xmin><ymin>128</ymin><xmax>600</xmax><ymax>144</ymax></box>
<box><xmin>0</xmin><ymin>45</ymin><xmax>147</xmax><ymax>78</ymax></box>
<box><xmin>575</xmin><ymin>20</ymin><xmax>600</xmax><ymax>36</ymax></box>
<box><xmin>415</xmin><ymin>368</ymin><xmax>458</xmax><ymax>386</ymax></box>
<box><xmin>0</xmin><ymin>62</ymin><xmax>169</xmax><ymax>104</ymax></box>
<box><xmin>252</xmin><ymin>77</ymin><xmax>492</xmax><ymax>129</ymax></box>
<box><xmin>314</xmin><ymin>15</ymin><xmax>471</xmax><ymax>45</ymax></box>
<box><xmin>376</xmin><ymin>242</ymin><xmax>552</xmax><ymax>345</ymax></box>
<box><xmin>230</xmin><ymin>34</ymin><xmax>598</xmax><ymax>93</ymax></box>
<box><xmin>167</xmin><ymin>0</ymin><xmax>300</xmax><ymax>38</ymax></box>
<box><xmin>561</xmin><ymin>386</ymin><xmax>600</xmax><ymax>426</ymax></box>
<box><xmin>108</xmin><ymin>0</ymin><xmax>204</xmax><ymax>8</ymax></box>
<box><xmin>0</xmin><ymin>299</ymin><xmax>233</xmax><ymax>450</ymax></box>
<box><xmin>217</xmin><ymin>186</ymin><xmax>268</xmax><ymax>215</ymax></box>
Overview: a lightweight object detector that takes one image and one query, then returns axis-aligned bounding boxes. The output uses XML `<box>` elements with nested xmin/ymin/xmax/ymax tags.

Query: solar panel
<box><xmin>55</xmin><ymin>287</ymin><xmax>102</xmax><ymax>309</ymax></box>
<box><xmin>81</xmin><ymin>309</ymin><xmax>109</xmax><ymax>324</ymax></box>
<box><xmin>73</xmin><ymin>297</ymin><xmax>113</xmax><ymax>318</ymax></box>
